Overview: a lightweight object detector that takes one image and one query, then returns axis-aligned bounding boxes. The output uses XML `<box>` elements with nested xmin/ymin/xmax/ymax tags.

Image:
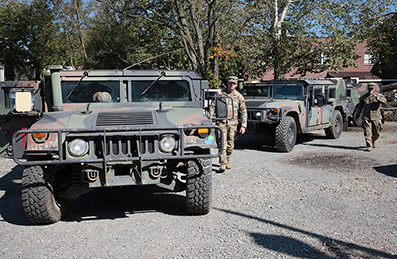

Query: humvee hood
<box><xmin>245</xmin><ymin>100</ymin><xmax>270</xmax><ymax>108</ymax></box>
<box><xmin>246</xmin><ymin>99</ymin><xmax>301</xmax><ymax>110</ymax></box>
<box><xmin>31</xmin><ymin>106</ymin><xmax>207</xmax><ymax>130</ymax></box>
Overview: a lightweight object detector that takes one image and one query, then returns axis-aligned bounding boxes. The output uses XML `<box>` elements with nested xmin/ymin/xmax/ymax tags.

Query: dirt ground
<box><xmin>0</xmin><ymin>122</ymin><xmax>396</xmax><ymax>258</ymax></box>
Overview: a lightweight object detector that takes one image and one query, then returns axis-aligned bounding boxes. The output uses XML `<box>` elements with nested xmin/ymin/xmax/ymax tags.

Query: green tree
<box><xmin>0</xmin><ymin>0</ymin><xmax>56</xmax><ymax>79</ymax></box>
<box><xmin>355</xmin><ymin>1</ymin><xmax>397</xmax><ymax>69</ymax></box>
<box><xmin>102</xmin><ymin>0</ymin><xmax>223</xmax><ymax>78</ymax></box>
<box><xmin>239</xmin><ymin>0</ymin><xmax>392</xmax><ymax>80</ymax></box>
<box><xmin>48</xmin><ymin>0</ymin><xmax>91</xmax><ymax>68</ymax></box>
<box><xmin>85</xmin><ymin>1</ymin><xmax>182</xmax><ymax>69</ymax></box>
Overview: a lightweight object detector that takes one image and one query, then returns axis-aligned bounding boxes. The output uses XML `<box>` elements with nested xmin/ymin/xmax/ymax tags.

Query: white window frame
<box><xmin>364</xmin><ymin>52</ymin><xmax>375</xmax><ymax>65</ymax></box>
<box><xmin>318</xmin><ymin>53</ymin><xmax>330</xmax><ymax>65</ymax></box>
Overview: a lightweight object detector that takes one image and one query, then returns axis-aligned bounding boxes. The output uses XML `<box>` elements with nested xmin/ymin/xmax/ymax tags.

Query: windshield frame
<box><xmin>60</xmin><ymin>78</ymin><xmax>192</xmax><ymax>104</ymax></box>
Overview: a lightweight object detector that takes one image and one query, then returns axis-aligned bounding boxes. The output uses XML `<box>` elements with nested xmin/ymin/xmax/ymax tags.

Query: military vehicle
<box><xmin>0</xmin><ymin>66</ymin><xmax>224</xmax><ymax>224</ymax></box>
<box><xmin>240</xmin><ymin>78</ymin><xmax>360</xmax><ymax>152</ymax></box>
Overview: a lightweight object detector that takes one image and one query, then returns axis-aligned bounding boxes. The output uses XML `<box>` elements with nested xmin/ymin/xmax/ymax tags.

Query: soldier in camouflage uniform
<box><xmin>210</xmin><ymin>76</ymin><xmax>247</xmax><ymax>172</ymax></box>
<box><xmin>355</xmin><ymin>83</ymin><xmax>387</xmax><ymax>151</ymax></box>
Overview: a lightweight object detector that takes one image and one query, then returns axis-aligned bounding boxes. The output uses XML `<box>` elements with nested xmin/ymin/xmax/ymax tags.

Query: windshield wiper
<box><xmin>66</xmin><ymin>71</ymin><xmax>89</xmax><ymax>100</ymax></box>
<box><xmin>141</xmin><ymin>71</ymin><xmax>166</xmax><ymax>96</ymax></box>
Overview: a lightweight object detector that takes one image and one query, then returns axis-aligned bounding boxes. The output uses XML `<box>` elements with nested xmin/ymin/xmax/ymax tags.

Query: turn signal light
<box><xmin>197</xmin><ymin>128</ymin><xmax>209</xmax><ymax>138</ymax></box>
<box><xmin>32</xmin><ymin>132</ymin><xmax>48</xmax><ymax>143</ymax></box>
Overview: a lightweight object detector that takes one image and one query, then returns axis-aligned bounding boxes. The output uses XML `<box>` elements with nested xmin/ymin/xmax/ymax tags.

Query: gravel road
<box><xmin>0</xmin><ymin>122</ymin><xmax>396</xmax><ymax>258</ymax></box>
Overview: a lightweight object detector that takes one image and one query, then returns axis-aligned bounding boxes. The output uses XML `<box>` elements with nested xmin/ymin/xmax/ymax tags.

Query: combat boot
<box><xmin>219</xmin><ymin>164</ymin><xmax>226</xmax><ymax>172</ymax></box>
<box><xmin>373</xmin><ymin>141</ymin><xmax>377</xmax><ymax>148</ymax></box>
<box><xmin>365</xmin><ymin>146</ymin><xmax>372</xmax><ymax>152</ymax></box>
<box><xmin>225</xmin><ymin>163</ymin><xmax>232</xmax><ymax>169</ymax></box>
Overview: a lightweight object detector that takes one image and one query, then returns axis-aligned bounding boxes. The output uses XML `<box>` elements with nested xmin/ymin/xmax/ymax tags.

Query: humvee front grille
<box><xmin>96</xmin><ymin>112</ymin><xmax>154</xmax><ymax>126</ymax></box>
<box><xmin>94</xmin><ymin>135</ymin><xmax>156</xmax><ymax>158</ymax></box>
<box><xmin>247</xmin><ymin>110</ymin><xmax>262</xmax><ymax>121</ymax></box>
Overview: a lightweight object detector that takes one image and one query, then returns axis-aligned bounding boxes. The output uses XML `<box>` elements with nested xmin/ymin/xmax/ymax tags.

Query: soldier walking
<box><xmin>210</xmin><ymin>76</ymin><xmax>247</xmax><ymax>172</ymax></box>
<box><xmin>355</xmin><ymin>83</ymin><xmax>387</xmax><ymax>151</ymax></box>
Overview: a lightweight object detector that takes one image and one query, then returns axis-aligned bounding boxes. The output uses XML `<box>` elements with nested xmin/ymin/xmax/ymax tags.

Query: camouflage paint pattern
<box><xmin>240</xmin><ymin>78</ymin><xmax>366</xmax><ymax>151</ymax></box>
<box><xmin>355</xmin><ymin>89</ymin><xmax>387</xmax><ymax>147</ymax></box>
<box><xmin>0</xmin><ymin>68</ymin><xmax>223</xmax><ymax>194</ymax></box>
<box><xmin>362</xmin><ymin>119</ymin><xmax>381</xmax><ymax>147</ymax></box>
<box><xmin>216</xmin><ymin>123</ymin><xmax>237</xmax><ymax>164</ymax></box>
<box><xmin>209</xmin><ymin>89</ymin><xmax>247</xmax><ymax>164</ymax></box>
<box><xmin>209</xmin><ymin>89</ymin><xmax>247</xmax><ymax>127</ymax></box>
<box><xmin>243</xmin><ymin>78</ymin><xmax>362</xmax><ymax>133</ymax></box>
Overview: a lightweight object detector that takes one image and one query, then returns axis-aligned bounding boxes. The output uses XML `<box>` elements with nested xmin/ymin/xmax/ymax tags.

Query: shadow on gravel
<box><xmin>0</xmin><ymin>165</ymin><xmax>31</xmax><ymax>225</ymax></box>
<box><xmin>62</xmin><ymin>185</ymin><xmax>187</xmax><ymax>222</ymax></box>
<box><xmin>234</xmin><ymin>133</ymin><xmax>324</xmax><ymax>152</ymax></box>
<box><xmin>216</xmin><ymin>208</ymin><xmax>396</xmax><ymax>259</ymax></box>
<box><xmin>301</xmin><ymin>143</ymin><xmax>364</xmax><ymax>151</ymax></box>
<box><xmin>250</xmin><ymin>233</ymin><xmax>332</xmax><ymax>259</ymax></box>
<box><xmin>374</xmin><ymin>164</ymin><xmax>397</xmax><ymax>178</ymax></box>
<box><xmin>234</xmin><ymin>134</ymin><xmax>277</xmax><ymax>152</ymax></box>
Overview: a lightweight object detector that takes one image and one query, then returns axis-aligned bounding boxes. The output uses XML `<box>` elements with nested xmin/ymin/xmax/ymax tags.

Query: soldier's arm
<box><xmin>376</xmin><ymin>94</ymin><xmax>387</xmax><ymax>104</ymax></box>
<box><xmin>239</xmin><ymin>96</ymin><xmax>247</xmax><ymax>128</ymax></box>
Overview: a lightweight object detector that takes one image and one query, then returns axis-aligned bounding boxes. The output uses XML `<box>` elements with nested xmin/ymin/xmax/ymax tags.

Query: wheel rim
<box><xmin>288</xmin><ymin>126</ymin><xmax>295</xmax><ymax>144</ymax></box>
<box><xmin>335</xmin><ymin>115</ymin><xmax>341</xmax><ymax>134</ymax></box>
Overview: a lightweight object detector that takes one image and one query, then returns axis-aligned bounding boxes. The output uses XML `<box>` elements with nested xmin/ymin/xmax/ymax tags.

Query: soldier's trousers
<box><xmin>216</xmin><ymin>123</ymin><xmax>237</xmax><ymax>165</ymax></box>
<box><xmin>362</xmin><ymin>119</ymin><xmax>381</xmax><ymax>147</ymax></box>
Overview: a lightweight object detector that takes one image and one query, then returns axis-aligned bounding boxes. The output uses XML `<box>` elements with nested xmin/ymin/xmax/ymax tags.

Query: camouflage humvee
<box><xmin>0</xmin><ymin>66</ymin><xmax>224</xmax><ymax>224</ymax></box>
<box><xmin>240</xmin><ymin>78</ymin><xmax>360</xmax><ymax>152</ymax></box>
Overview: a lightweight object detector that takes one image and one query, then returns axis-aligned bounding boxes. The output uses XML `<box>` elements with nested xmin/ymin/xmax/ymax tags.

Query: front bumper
<box><xmin>12</xmin><ymin>125</ymin><xmax>223</xmax><ymax>166</ymax></box>
<box><xmin>247</xmin><ymin>109</ymin><xmax>281</xmax><ymax>123</ymax></box>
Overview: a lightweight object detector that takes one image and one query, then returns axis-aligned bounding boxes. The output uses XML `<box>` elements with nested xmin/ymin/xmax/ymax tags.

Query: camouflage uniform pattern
<box><xmin>210</xmin><ymin>89</ymin><xmax>247</xmax><ymax>164</ymax></box>
<box><xmin>356</xmin><ymin>91</ymin><xmax>387</xmax><ymax>148</ymax></box>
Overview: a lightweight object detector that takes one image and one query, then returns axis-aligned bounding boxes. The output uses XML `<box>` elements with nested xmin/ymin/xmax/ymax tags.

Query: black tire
<box><xmin>275</xmin><ymin>116</ymin><xmax>297</xmax><ymax>152</ymax></box>
<box><xmin>186</xmin><ymin>158</ymin><xmax>212</xmax><ymax>215</ymax></box>
<box><xmin>352</xmin><ymin>109</ymin><xmax>360</xmax><ymax>127</ymax></box>
<box><xmin>325</xmin><ymin>110</ymin><xmax>343</xmax><ymax>139</ymax></box>
<box><xmin>21</xmin><ymin>165</ymin><xmax>69</xmax><ymax>224</ymax></box>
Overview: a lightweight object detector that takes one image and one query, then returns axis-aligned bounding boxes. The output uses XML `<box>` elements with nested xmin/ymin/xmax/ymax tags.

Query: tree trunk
<box><xmin>74</xmin><ymin>0</ymin><xmax>87</xmax><ymax>61</ymax></box>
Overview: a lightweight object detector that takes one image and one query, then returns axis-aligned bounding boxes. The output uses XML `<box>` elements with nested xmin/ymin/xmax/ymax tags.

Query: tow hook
<box><xmin>83</xmin><ymin>169</ymin><xmax>99</xmax><ymax>182</ymax></box>
<box><xmin>150</xmin><ymin>165</ymin><xmax>165</xmax><ymax>178</ymax></box>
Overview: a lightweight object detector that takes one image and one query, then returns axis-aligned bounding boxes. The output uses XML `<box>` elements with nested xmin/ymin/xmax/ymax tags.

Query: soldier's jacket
<box><xmin>210</xmin><ymin>89</ymin><xmax>247</xmax><ymax>127</ymax></box>
<box><xmin>356</xmin><ymin>91</ymin><xmax>387</xmax><ymax>121</ymax></box>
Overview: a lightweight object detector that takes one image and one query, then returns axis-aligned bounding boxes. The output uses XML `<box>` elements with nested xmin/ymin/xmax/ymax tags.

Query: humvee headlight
<box><xmin>32</xmin><ymin>132</ymin><xmax>48</xmax><ymax>143</ymax></box>
<box><xmin>68</xmin><ymin>138</ymin><xmax>89</xmax><ymax>157</ymax></box>
<box><xmin>255</xmin><ymin>111</ymin><xmax>262</xmax><ymax>119</ymax></box>
<box><xmin>159</xmin><ymin>135</ymin><xmax>177</xmax><ymax>153</ymax></box>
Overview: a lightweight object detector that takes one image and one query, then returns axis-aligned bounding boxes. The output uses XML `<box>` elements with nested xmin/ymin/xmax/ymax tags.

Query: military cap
<box><xmin>368</xmin><ymin>83</ymin><xmax>377</xmax><ymax>90</ymax></box>
<box><xmin>228</xmin><ymin>76</ymin><xmax>238</xmax><ymax>84</ymax></box>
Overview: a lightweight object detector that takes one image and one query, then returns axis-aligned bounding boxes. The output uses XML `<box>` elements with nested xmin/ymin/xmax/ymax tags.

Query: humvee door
<box><xmin>308</xmin><ymin>84</ymin><xmax>329</xmax><ymax>127</ymax></box>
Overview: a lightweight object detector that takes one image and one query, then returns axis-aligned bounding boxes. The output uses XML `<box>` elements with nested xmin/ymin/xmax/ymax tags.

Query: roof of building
<box><xmin>327</xmin><ymin>71</ymin><xmax>397</xmax><ymax>80</ymax></box>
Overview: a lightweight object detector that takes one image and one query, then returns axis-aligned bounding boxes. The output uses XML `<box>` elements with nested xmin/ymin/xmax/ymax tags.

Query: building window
<box><xmin>318</xmin><ymin>53</ymin><xmax>330</xmax><ymax>65</ymax></box>
<box><xmin>364</xmin><ymin>52</ymin><xmax>374</xmax><ymax>65</ymax></box>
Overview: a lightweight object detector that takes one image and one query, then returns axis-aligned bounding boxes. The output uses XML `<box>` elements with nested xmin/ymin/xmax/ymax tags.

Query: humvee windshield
<box><xmin>61</xmin><ymin>80</ymin><xmax>191</xmax><ymax>103</ymax></box>
<box><xmin>242</xmin><ymin>84</ymin><xmax>270</xmax><ymax>97</ymax></box>
<box><xmin>274</xmin><ymin>84</ymin><xmax>303</xmax><ymax>97</ymax></box>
